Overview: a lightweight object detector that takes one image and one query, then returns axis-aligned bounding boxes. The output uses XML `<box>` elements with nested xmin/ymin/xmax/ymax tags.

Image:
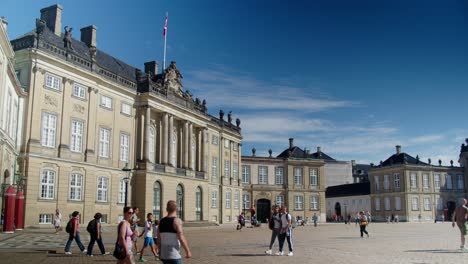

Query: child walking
<box><xmin>138</xmin><ymin>213</ymin><xmax>158</xmax><ymax>262</ymax></box>
<box><xmin>152</xmin><ymin>220</ymin><xmax>159</xmax><ymax>257</ymax></box>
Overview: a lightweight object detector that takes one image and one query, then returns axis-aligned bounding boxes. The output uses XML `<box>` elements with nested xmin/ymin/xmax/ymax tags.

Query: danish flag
<box><xmin>163</xmin><ymin>15</ymin><xmax>168</xmax><ymax>37</ymax></box>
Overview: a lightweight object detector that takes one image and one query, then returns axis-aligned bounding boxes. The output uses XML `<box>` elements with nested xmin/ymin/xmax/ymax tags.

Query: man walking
<box><xmin>452</xmin><ymin>198</ymin><xmax>468</xmax><ymax>251</ymax></box>
<box><xmin>277</xmin><ymin>206</ymin><xmax>294</xmax><ymax>256</ymax></box>
<box><xmin>64</xmin><ymin>211</ymin><xmax>86</xmax><ymax>254</ymax></box>
<box><xmin>265</xmin><ymin>205</ymin><xmax>281</xmax><ymax>255</ymax></box>
<box><xmin>86</xmin><ymin>212</ymin><xmax>109</xmax><ymax>256</ymax></box>
<box><xmin>138</xmin><ymin>213</ymin><xmax>158</xmax><ymax>262</ymax></box>
<box><xmin>157</xmin><ymin>200</ymin><xmax>192</xmax><ymax>263</ymax></box>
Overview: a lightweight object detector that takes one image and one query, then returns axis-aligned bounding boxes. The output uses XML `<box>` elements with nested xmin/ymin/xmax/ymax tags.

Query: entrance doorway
<box><xmin>256</xmin><ymin>199</ymin><xmax>271</xmax><ymax>223</ymax></box>
<box><xmin>447</xmin><ymin>201</ymin><xmax>456</xmax><ymax>221</ymax></box>
<box><xmin>335</xmin><ymin>202</ymin><xmax>342</xmax><ymax>220</ymax></box>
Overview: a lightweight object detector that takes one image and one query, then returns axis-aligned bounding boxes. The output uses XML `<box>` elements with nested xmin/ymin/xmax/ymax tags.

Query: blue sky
<box><xmin>2</xmin><ymin>0</ymin><xmax>468</xmax><ymax>165</ymax></box>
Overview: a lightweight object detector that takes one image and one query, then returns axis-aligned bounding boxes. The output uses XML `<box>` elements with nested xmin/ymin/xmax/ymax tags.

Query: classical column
<box><xmin>188</xmin><ymin>123</ymin><xmax>194</xmax><ymax>170</ymax></box>
<box><xmin>197</xmin><ymin>129</ymin><xmax>202</xmax><ymax>171</ymax></box>
<box><xmin>143</xmin><ymin>107</ymin><xmax>151</xmax><ymax>161</ymax></box>
<box><xmin>162</xmin><ymin>113</ymin><xmax>169</xmax><ymax>164</ymax></box>
<box><xmin>202</xmin><ymin>128</ymin><xmax>208</xmax><ymax>173</ymax></box>
<box><xmin>168</xmin><ymin>115</ymin><xmax>174</xmax><ymax>166</ymax></box>
<box><xmin>183</xmin><ymin>121</ymin><xmax>189</xmax><ymax>168</ymax></box>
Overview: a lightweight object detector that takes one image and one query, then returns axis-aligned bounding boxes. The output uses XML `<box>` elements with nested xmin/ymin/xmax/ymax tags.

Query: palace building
<box><xmin>10</xmin><ymin>4</ymin><xmax>242</xmax><ymax>227</ymax></box>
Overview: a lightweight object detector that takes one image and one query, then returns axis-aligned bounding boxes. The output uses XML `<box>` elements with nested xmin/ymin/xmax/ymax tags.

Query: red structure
<box><xmin>14</xmin><ymin>189</ymin><xmax>24</xmax><ymax>230</ymax></box>
<box><xmin>3</xmin><ymin>185</ymin><xmax>16</xmax><ymax>233</ymax></box>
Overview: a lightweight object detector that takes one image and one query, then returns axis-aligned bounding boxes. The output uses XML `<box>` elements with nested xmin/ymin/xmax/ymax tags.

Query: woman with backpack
<box><xmin>87</xmin><ymin>213</ymin><xmax>110</xmax><ymax>256</ymax></box>
<box><xmin>64</xmin><ymin>211</ymin><xmax>86</xmax><ymax>255</ymax></box>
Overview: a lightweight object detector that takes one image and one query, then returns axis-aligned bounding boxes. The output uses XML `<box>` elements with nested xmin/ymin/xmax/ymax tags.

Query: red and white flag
<box><xmin>163</xmin><ymin>15</ymin><xmax>168</xmax><ymax>37</ymax></box>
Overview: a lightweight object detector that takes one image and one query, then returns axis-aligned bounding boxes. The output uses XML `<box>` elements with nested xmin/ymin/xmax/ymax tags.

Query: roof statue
<box><xmin>228</xmin><ymin>111</ymin><xmax>232</xmax><ymax>124</ymax></box>
<box><xmin>63</xmin><ymin>26</ymin><xmax>73</xmax><ymax>50</ymax></box>
<box><xmin>163</xmin><ymin>61</ymin><xmax>183</xmax><ymax>97</ymax></box>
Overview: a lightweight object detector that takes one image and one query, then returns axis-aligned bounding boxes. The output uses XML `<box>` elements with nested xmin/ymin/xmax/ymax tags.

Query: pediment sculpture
<box><xmin>163</xmin><ymin>61</ymin><xmax>183</xmax><ymax>97</ymax></box>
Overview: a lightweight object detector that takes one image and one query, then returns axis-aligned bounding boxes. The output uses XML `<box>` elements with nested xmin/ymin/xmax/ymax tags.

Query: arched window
<box><xmin>176</xmin><ymin>184</ymin><xmax>184</xmax><ymax>220</ymax></box>
<box><xmin>195</xmin><ymin>187</ymin><xmax>202</xmax><ymax>221</ymax></box>
<box><xmin>171</xmin><ymin>129</ymin><xmax>177</xmax><ymax>166</ymax></box>
<box><xmin>153</xmin><ymin>181</ymin><xmax>162</xmax><ymax>220</ymax></box>
<box><xmin>149</xmin><ymin>127</ymin><xmax>155</xmax><ymax>163</ymax></box>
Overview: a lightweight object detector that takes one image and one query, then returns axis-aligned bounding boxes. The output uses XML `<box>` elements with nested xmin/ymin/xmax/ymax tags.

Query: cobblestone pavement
<box><xmin>0</xmin><ymin>223</ymin><xmax>467</xmax><ymax>264</ymax></box>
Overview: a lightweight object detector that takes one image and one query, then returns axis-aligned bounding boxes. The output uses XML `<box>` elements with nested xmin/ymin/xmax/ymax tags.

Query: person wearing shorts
<box><xmin>138</xmin><ymin>213</ymin><xmax>158</xmax><ymax>262</ymax></box>
<box><xmin>452</xmin><ymin>198</ymin><xmax>468</xmax><ymax>251</ymax></box>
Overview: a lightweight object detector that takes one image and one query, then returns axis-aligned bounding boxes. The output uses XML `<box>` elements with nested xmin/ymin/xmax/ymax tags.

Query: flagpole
<box><xmin>163</xmin><ymin>12</ymin><xmax>168</xmax><ymax>73</ymax></box>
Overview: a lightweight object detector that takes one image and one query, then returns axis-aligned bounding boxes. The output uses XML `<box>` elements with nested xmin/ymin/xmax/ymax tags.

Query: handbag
<box><xmin>113</xmin><ymin>222</ymin><xmax>127</xmax><ymax>260</ymax></box>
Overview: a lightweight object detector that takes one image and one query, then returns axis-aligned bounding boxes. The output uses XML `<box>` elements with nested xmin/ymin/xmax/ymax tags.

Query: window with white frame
<box><xmin>212</xmin><ymin>157</ymin><xmax>218</xmax><ymax>178</ymax></box>
<box><xmin>275</xmin><ymin>167</ymin><xmax>284</xmax><ymax>185</ymax></box>
<box><xmin>5</xmin><ymin>92</ymin><xmax>11</xmax><ymax>136</ymax></box>
<box><xmin>394</xmin><ymin>173</ymin><xmax>400</xmax><ymax>189</ymax></box>
<box><xmin>242</xmin><ymin>165</ymin><xmax>250</xmax><ymax>183</ymax></box>
<box><xmin>446</xmin><ymin>174</ymin><xmax>453</xmax><ymax>189</ymax></box>
<box><xmin>242</xmin><ymin>194</ymin><xmax>250</xmax><ymax>210</ymax></box>
<box><xmin>434</xmin><ymin>174</ymin><xmax>440</xmax><ymax>189</ymax></box>
<box><xmin>375</xmin><ymin>198</ymin><xmax>381</xmax><ymax>211</ymax></box>
<box><xmin>294</xmin><ymin>167</ymin><xmax>303</xmax><ymax>185</ymax></box>
<box><xmin>45</xmin><ymin>73</ymin><xmax>61</xmax><ymax>90</ymax></box>
<box><xmin>423</xmin><ymin>174</ymin><xmax>429</xmax><ymax>189</ymax></box>
<box><xmin>70</xmin><ymin>120</ymin><xmax>84</xmax><ymax>152</ymax></box>
<box><xmin>39</xmin><ymin>214</ymin><xmax>53</xmax><ymax>224</ymax></box>
<box><xmin>224</xmin><ymin>139</ymin><xmax>230</xmax><ymax>148</ymax></box>
<box><xmin>424</xmin><ymin>197</ymin><xmax>431</xmax><ymax>211</ymax></box>
<box><xmin>191</xmin><ymin>136</ymin><xmax>196</xmax><ymax>169</ymax></box>
<box><xmin>72</xmin><ymin>83</ymin><xmax>86</xmax><ymax>99</ymax></box>
<box><xmin>233</xmin><ymin>162</ymin><xmax>238</xmax><ymax>180</ymax></box>
<box><xmin>410</xmin><ymin>173</ymin><xmax>417</xmax><ymax>188</ymax></box>
<box><xmin>374</xmin><ymin>176</ymin><xmax>379</xmax><ymax>191</ymax></box>
<box><xmin>384</xmin><ymin>197</ymin><xmax>391</xmax><ymax>211</ymax></box>
<box><xmin>224</xmin><ymin>160</ymin><xmax>230</xmax><ymax>177</ymax></box>
<box><xmin>294</xmin><ymin>195</ymin><xmax>303</xmax><ymax>210</ymax></box>
<box><xmin>395</xmin><ymin>197</ymin><xmax>401</xmax><ymax>210</ymax></box>
<box><xmin>310</xmin><ymin>195</ymin><xmax>319</xmax><ymax>210</ymax></box>
<box><xmin>212</xmin><ymin>135</ymin><xmax>218</xmax><ymax>145</ymax></box>
<box><xmin>10</xmin><ymin>100</ymin><xmax>17</xmax><ymax>139</ymax></box>
<box><xmin>97</xmin><ymin>177</ymin><xmax>109</xmax><ymax>202</ymax></box>
<box><xmin>276</xmin><ymin>195</ymin><xmax>284</xmax><ymax>207</ymax></box>
<box><xmin>383</xmin><ymin>175</ymin><xmax>390</xmax><ymax>190</ymax></box>
<box><xmin>457</xmin><ymin>174</ymin><xmax>464</xmax><ymax>190</ymax></box>
<box><xmin>225</xmin><ymin>191</ymin><xmax>231</xmax><ymax>209</ymax></box>
<box><xmin>233</xmin><ymin>143</ymin><xmax>238</xmax><ymax>151</ymax></box>
<box><xmin>258</xmin><ymin>166</ymin><xmax>268</xmax><ymax>184</ymax></box>
<box><xmin>121</xmin><ymin>103</ymin><xmax>132</xmax><ymax>115</ymax></box>
<box><xmin>41</xmin><ymin>113</ymin><xmax>57</xmax><ymax>147</ymax></box>
<box><xmin>118</xmin><ymin>179</ymin><xmax>126</xmax><ymax>204</ymax></box>
<box><xmin>120</xmin><ymin>133</ymin><xmax>130</xmax><ymax>162</ymax></box>
<box><xmin>69</xmin><ymin>173</ymin><xmax>83</xmax><ymax>201</ymax></box>
<box><xmin>437</xmin><ymin>197</ymin><xmax>443</xmax><ymax>210</ymax></box>
<box><xmin>411</xmin><ymin>197</ymin><xmax>419</xmax><ymax>211</ymax></box>
<box><xmin>40</xmin><ymin>170</ymin><xmax>56</xmax><ymax>199</ymax></box>
<box><xmin>309</xmin><ymin>168</ymin><xmax>318</xmax><ymax>186</ymax></box>
<box><xmin>234</xmin><ymin>190</ymin><xmax>240</xmax><ymax>209</ymax></box>
<box><xmin>100</xmin><ymin>95</ymin><xmax>112</xmax><ymax>109</ymax></box>
<box><xmin>99</xmin><ymin>128</ymin><xmax>111</xmax><ymax>158</ymax></box>
<box><xmin>171</xmin><ymin>131</ymin><xmax>177</xmax><ymax>165</ymax></box>
<box><xmin>211</xmin><ymin>191</ymin><xmax>217</xmax><ymax>208</ymax></box>
<box><xmin>149</xmin><ymin>127</ymin><xmax>155</xmax><ymax>163</ymax></box>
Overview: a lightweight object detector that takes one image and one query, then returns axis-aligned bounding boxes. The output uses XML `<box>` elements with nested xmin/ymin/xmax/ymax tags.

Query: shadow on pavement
<box><xmin>405</xmin><ymin>249</ymin><xmax>467</xmax><ymax>254</ymax></box>
<box><xmin>218</xmin><ymin>253</ymin><xmax>268</xmax><ymax>257</ymax></box>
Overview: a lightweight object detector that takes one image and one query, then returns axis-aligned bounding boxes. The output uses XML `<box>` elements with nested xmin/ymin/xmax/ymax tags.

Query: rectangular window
<box><xmin>224</xmin><ymin>139</ymin><xmax>230</xmax><ymax>148</ymax></box>
<box><xmin>457</xmin><ymin>174</ymin><xmax>464</xmax><ymax>190</ymax></box>
<box><xmin>434</xmin><ymin>174</ymin><xmax>441</xmax><ymax>189</ymax></box>
<box><xmin>423</xmin><ymin>174</ymin><xmax>429</xmax><ymax>189</ymax></box>
<box><xmin>100</xmin><ymin>95</ymin><xmax>112</xmax><ymax>109</ymax></box>
<box><xmin>294</xmin><ymin>195</ymin><xmax>303</xmax><ymax>210</ymax></box>
<box><xmin>294</xmin><ymin>167</ymin><xmax>303</xmax><ymax>185</ymax></box>
<box><xmin>211</xmin><ymin>135</ymin><xmax>218</xmax><ymax>145</ymax></box>
<box><xmin>383</xmin><ymin>175</ymin><xmax>390</xmax><ymax>190</ymax></box>
<box><xmin>70</xmin><ymin>120</ymin><xmax>84</xmax><ymax>152</ymax></box>
<box><xmin>276</xmin><ymin>195</ymin><xmax>284</xmax><ymax>207</ymax></box>
<box><xmin>424</xmin><ymin>197</ymin><xmax>431</xmax><ymax>211</ymax></box>
<box><xmin>233</xmin><ymin>162</ymin><xmax>238</xmax><ymax>180</ymax></box>
<box><xmin>242</xmin><ymin>194</ymin><xmax>250</xmax><ymax>210</ymax></box>
<box><xmin>224</xmin><ymin>160</ymin><xmax>230</xmax><ymax>177</ymax></box>
<box><xmin>5</xmin><ymin>92</ymin><xmax>11</xmax><ymax>136</ymax></box>
<box><xmin>395</xmin><ymin>197</ymin><xmax>401</xmax><ymax>211</ymax></box>
<box><xmin>258</xmin><ymin>166</ymin><xmax>268</xmax><ymax>184</ymax></box>
<box><xmin>384</xmin><ymin>197</ymin><xmax>391</xmax><ymax>211</ymax></box>
<box><xmin>99</xmin><ymin>128</ymin><xmax>111</xmax><ymax>158</ymax></box>
<box><xmin>242</xmin><ymin>165</ymin><xmax>250</xmax><ymax>183</ymax></box>
<box><xmin>211</xmin><ymin>191</ymin><xmax>217</xmax><ymax>208</ymax></box>
<box><xmin>394</xmin><ymin>173</ymin><xmax>400</xmax><ymax>189</ymax></box>
<box><xmin>41</xmin><ymin>113</ymin><xmax>57</xmax><ymax>147</ymax></box>
<box><xmin>437</xmin><ymin>197</ymin><xmax>443</xmax><ymax>210</ymax></box>
<box><xmin>309</xmin><ymin>168</ymin><xmax>318</xmax><ymax>186</ymax></box>
<box><xmin>410</xmin><ymin>173</ymin><xmax>417</xmax><ymax>188</ymax></box>
<box><xmin>121</xmin><ymin>103</ymin><xmax>132</xmax><ymax>115</ymax></box>
<box><xmin>310</xmin><ymin>195</ymin><xmax>319</xmax><ymax>210</ymax></box>
<box><xmin>100</xmin><ymin>214</ymin><xmax>108</xmax><ymax>224</ymax></box>
<box><xmin>118</xmin><ymin>179</ymin><xmax>126</xmax><ymax>204</ymax></box>
<box><xmin>69</xmin><ymin>173</ymin><xmax>83</xmax><ymax>201</ymax></box>
<box><xmin>411</xmin><ymin>197</ymin><xmax>419</xmax><ymax>211</ymax></box>
<box><xmin>225</xmin><ymin>191</ymin><xmax>231</xmax><ymax>209</ymax></box>
<box><xmin>120</xmin><ymin>133</ymin><xmax>130</xmax><ymax>162</ymax></box>
<box><xmin>234</xmin><ymin>191</ymin><xmax>240</xmax><ymax>209</ymax></box>
<box><xmin>212</xmin><ymin>158</ymin><xmax>218</xmax><ymax>178</ymax></box>
<box><xmin>45</xmin><ymin>73</ymin><xmax>61</xmax><ymax>90</ymax></box>
<box><xmin>39</xmin><ymin>214</ymin><xmax>53</xmax><ymax>224</ymax></box>
<box><xmin>233</xmin><ymin>143</ymin><xmax>238</xmax><ymax>151</ymax></box>
<box><xmin>374</xmin><ymin>176</ymin><xmax>379</xmax><ymax>191</ymax></box>
<box><xmin>40</xmin><ymin>170</ymin><xmax>55</xmax><ymax>199</ymax></box>
<box><xmin>97</xmin><ymin>177</ymin><xmax>109</xmax><ymax>202</ymax></box>
<box><xmin>375</xmin><ymin>198</ymin><xmax>381</xmax><ymax>211</ymax></box>
<box><xmin>446</xmin><ymin>174</ymin><xmax>453</xmax><ymax>189</ymax></box>
<box><xmin>10</xmin><ymin>100</ymin><xmax>17</xmax><ymax>139</ymax></box>
<box><xmin>275</xmin><ymin>167</ymin><xmax>284</xmax><ymax>185</ymax></box>
<box><xmin>72</xmin><ymin>83</ymin><xmax>86</xmax><ymax>99</ymax></box>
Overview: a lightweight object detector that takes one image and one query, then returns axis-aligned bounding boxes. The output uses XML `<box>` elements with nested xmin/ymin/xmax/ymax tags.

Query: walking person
<box><xmin>395</xmin><ymin>214</ymin><xmax>399</xmax><ymax>223</ymax></box>
<box><xmin>87</xmin><ymin>213</ymin><xmax>109</xmax><ymax>256</ymax></box>
<box><xmin>152</xmin><ymin>220</ymin><xmax>159</xmax><ymax>257</ymax></box>
<box><xmin>265</xmin><ymin>205</ymin><xmax>282</xmax><ymax>255</ymax></box>
<box><xmin>277</xmin><ymin>206</ymin><xmax>294</xmax><ymax>256</ymax></box>
<box><xmin>64</xmin><ymin>211</ymin><xmax>87</xmax><ymax>255</ymax></box>
<box><xmin>359</xmin><ymin>211</ymin><xmax>369</xmax><ymax>238</ymax></box>
<box><xmin>138</xmin><ymin>213</ymin><xmax>158</xmax><ymax>262</ymax></box>
<box><xmin>54</xmin><ymin>209</ymin><xmax>62</xmax><ymax>234</ymax></box>
<box><xmin>452</xmin><ymin>198</ymin><xmax>468</xmax><ymax>251</ymax></box>
<box><xmin>366</xmin><ymin>211</ymin><xmax>372</xmax><ymax>224</ymax></box>
<box><xmin>131</xmin><ymin>207</ymin><xmax>141</xmax><ymax>255</ymax></box>
<box><xmin>237</xmin><ymin>212</ymin><xmax>245</xmax><ymax>230</ymax></box>
<box><xmin>313</xmin><ymin>213</ymin><xmax>318</xmax><ymax>227</ymax></box>
<box><xmin>157</xmin><ymin>200</ymin><xmax>192</xmax><ymax>264</ymax></box>
<box><xmin>117</xmin><ymin>206</ymin><xmax>136</xmax><ymax>264</ymax></box>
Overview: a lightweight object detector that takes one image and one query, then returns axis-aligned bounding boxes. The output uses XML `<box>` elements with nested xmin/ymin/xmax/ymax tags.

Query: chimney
<box><xmin>317</xmin><ymin>146</ymin><xmax>321</xmax><ymax>153</ymax></box>
<box><xmin>396</xmin><ymin>145</ymin><xmax>401</xmax><ymax>154</ymax></box>
<box><xmin>80</xmin><ymin>25</ymin><xmax>97</xmax><ymax>47</ymax></box>
<box><xmin>351</xmin><ymin>160</ymin><xmax>356</xmax><ymax>166</ymax></box>
<box><xmin>0</xmin><ymin>17</ymin><xmax>7</xmax><ymax>31</ymax></box>
<box><xmin>40</xmin><ymin>4</ymin><xmax>63</xmax><ymax>36</ymax></box>
<box><xmin>289</xmin><ymin>138</ymin><xmax>294</xmax><ymax>149</ymax></box>
<box><xmin>144</xmin><ymin>61</ymin><xmax>159</xmax><ymax>76</ymax></box>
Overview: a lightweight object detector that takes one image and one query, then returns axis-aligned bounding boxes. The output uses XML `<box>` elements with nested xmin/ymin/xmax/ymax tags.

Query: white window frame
<box><xmin>457</xmin><ymin>174</ymin><xmax>464</xmax><ymax>190</ymax></box>
<box><xmin>375</xmin><ymin>198</ymin><xmax>381</xmax><ymax>211</ymax></box>
<box><xmin>225</xmin><ymin>191</ymin><xmax>231</xmax><ymax>209</ymax></box>
<box><xmin>395</xmin><ymin>197</ymin><xmax>401</xmax><ymax>211</ymax></box>
<box><xmin>212</xmin><ymin>135</ymin><xmax>218</xmax><ymax>145</ymax></box>
<box><xmin>97</xmin><ymin>176</ymin><xmax>109</xmax><ymax>202</ymax></box>
<box><xmin>224</xmin><ymin>139</ymin><xmax>230</xmax><ymax>148</ymax></box>
<box><xmin>69</xmin><ymin>173</ymin><xmax>83</xmax><ymax>201</ymax></box>
<box><xmin>294</xmin><ymin>167</ymin><xmax>303</xmax><ymax>185</ymax></box>
<box><xmin>224</xmin><ymin>160</ymin><xmax>230</xmax><ymax>177</ymax></box>
<box><xmin>5</xmin><ymin>92</ymin><xmax>11</xmax><ymax>136</ymax></box>
<box><xmin>212</xmin><ymin>157</ymin><xmax>218</xmax><ymax>178</ymax></box>
<box><xmin>149</xmin><ymin>127</ymin><xmax>155</xmax><ymax>163</ymax></box>
<box><xmin>233</xmin><ymin>162</ymin><xmax>238</xmax><ymax>180</ymax></box>
<box><xmin>394</xmin><ymin>173</ymin><xmax>400</xmax><ymax>189</ymax></box>
<box><xmin>411</xmin><ymin>197</ymin><xmax>419</xmax><ymax>211</ymax></box>
<box><xmin>233</xmin><ymin>143</ymin><xmax>238</xmax><ymax>151</ymax></box>
<box><xmin>374</xmin><ymin>175</ymin><xmax>379</xmax><ymax>191</ymax></box>
<box><xmin>383</xmin><ymin>175</ymin><xmax>390</xmax><ymax>190</ymax></box>
<box><xmin>45</xmin><ymin>73</ymin><xmax>61</xmax><ymax>90</ymax></box>
<box><xmin>234</xmin><ymin>190</ymin><xmax>240</xmax><ymax>209</ymax></box>
<box><xmin>424</xmin><ymin>197</ymin><xmax>431</xmax><ymax>211</ymax></box>
<box><xmin>446</xmin><ymin>174</ymin><xmax>453</xmax><ymax>189</ymax></box>
<box><xmin>40</xmin><ymin>170</ymin><xmax>56</xmax><ymax>199</ymax></box>
<box><xmin>423</xmin><ymin>174</ymin><xmax>429</xmax><ymax>189</ymax></box>
<box><xmin>99</xmin><ymin>128</ymin><xmax>111</xmax><ymax>158</ymax></box>
<box><xmin>120</xmin><ymin>133</ymin><xmax>130</xmax><ymax>162</ymax></box>
<box><xmin>310</xmin><ymin>195</ymin><xmax>319</xmax><ymax>210</ymax></box>
<box><xmin>211</xmin><ymin>191</ymin><xmax>217</xmax><ymax>208</ymax></box>
<box><xmin>258</xmin><ymin>166</ymin><xmax>268</xmax><ymax>184</ymax></box>
<box><xmin>121</xmin><ymin>102</ymin><xmax>132</xmax><ymax>115</ymax></box>
<box><xmin>275</xmin><ymin>167</ymin><xmax>284</xmax><ymax>185</ymax></box>
<box><xmin>242</xmin><ymin>194</ymin><xmax>250</xmax><ymax>210</ymax></box>
<box><xmin>384</xmin><ymin>197</ymin><xmax>391</xmax><ymax>211</ymax></box>
<box><xmin>191</xmin><ymin>136</ymin><xmax>196</xmax><ymax>169</ymax></box>
<box><xmin>242</xmin><ymin>165</ymin><xmax>250</xmax><ymax>183</ymax></box>
<box><xmin>171</xmin><ymin>130</ymin><xmax>177</xmax><ymax>166</ymax></box>
<box><xmin>294</xmin><ymin>195</ymin><xmax>303</xmax><ymax>210</ymax></box>
<box><xmin>100</xmin><ymin>95</ymin><xmax>112</xmax><ymax>109</ymax></box>
<box><xmin>72</xmin><ymin>83</ymin><xmax>86</xmax><ymax>99</ymax></box>
<box><xmin>434</xmin><ymin>174</ymin><xmax>441</xmax><ymax>189</ymax></box>
<box><xmin>41</xmin><ymin>113</ymin><xmax>57</xmax><ymax>148</ymax></box>
<box><xmin>39</xmin><ymin>214</ymin><xmax>53</xmax><ymax>224</ymax></box>
<box><xmin>70</xmin><ymin>120</ymin><xmax>84</xmax><ymax>152</ymax></box>
<box><xmin>309</xmin><ymin>168</ymin><xmax>318</xmax><ymax>186</ymax></box>
<box><xmin>437</xmin><ymin>196</ymin><xmax>443</xmax><ymax>210</ymax></box>
<box><xmin>276</xmin><ymin>195</ymin><xmax>284</xmax><ymax>207</ymax></box>
<box><xmin>410</xmin><ymin>173</ymin><xmax>417</xmax><ymax>189</ymax></box>
<box><xmin>118</xmin><ymin>179</ymin><xmax>126</xmax><ymax>204</ymax></box>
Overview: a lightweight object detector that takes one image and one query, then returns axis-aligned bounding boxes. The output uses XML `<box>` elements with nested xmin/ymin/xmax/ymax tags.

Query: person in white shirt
<box><xmin>138</xmin><ymin>213</ymin><xmax>158</xmax><ymax>262</ymax></box>
<box><xmin>152</xmin><ymin>219</ymin><xmax>159</xmax><ymax>256</ymax></box>
<box><xmin>277</xmin><ymin>206</ymin><xmax>294</xmax><ymax>256</ymax></box>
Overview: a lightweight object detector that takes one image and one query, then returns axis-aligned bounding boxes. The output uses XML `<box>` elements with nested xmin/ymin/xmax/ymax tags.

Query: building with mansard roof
<box><xmin>10</xmin><ymin>4</ymin><xmax>242</xmax><ymax>227</ymax></box>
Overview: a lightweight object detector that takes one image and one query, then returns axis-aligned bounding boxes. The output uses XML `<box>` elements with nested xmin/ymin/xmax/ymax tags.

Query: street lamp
<box><xmin>122</xmin><ymin>163</ymin><xmax>132</xmax><ymax>208</ymax></box>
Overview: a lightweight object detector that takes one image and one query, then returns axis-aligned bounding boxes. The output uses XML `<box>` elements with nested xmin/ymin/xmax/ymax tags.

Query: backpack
<box><xmin>289</xmin><ymin>214</ymin><xmax>297</xmax><ymax>229</ymax></box>
<box><xmin>87</xmin><ymin>219</ymin><xmax>97</xmax><ymax>234</ymax></box>
<box><xmin>65</xmin><ymin>219</ymin><xmax>74</xmax><ymax>233</ymax></box>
